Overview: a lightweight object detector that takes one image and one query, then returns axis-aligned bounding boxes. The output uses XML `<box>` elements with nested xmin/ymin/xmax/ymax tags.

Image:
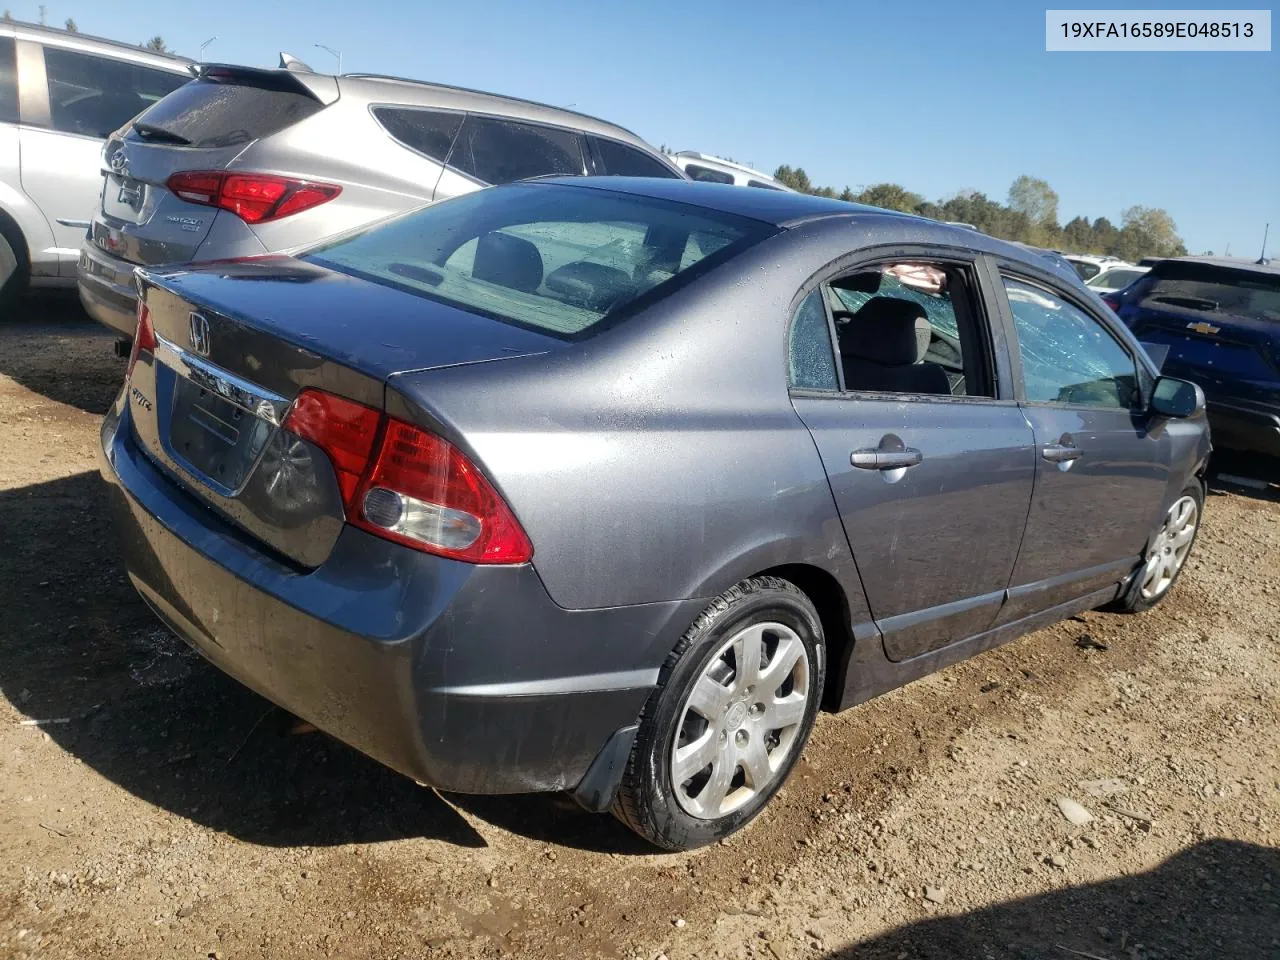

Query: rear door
<box><xmin>789</xmin><ymin>250</ymin><xmax>1036</xmax><ymax>661</ymax></box>
<box><xmin>16</xmin><ymin>41</ymin><xmax>186</xmax><ymax>274</ymax></box>
<box><xmin>993</xmin><ymin>270</ymin><xmax>1169</xmax><ymax>622</ymax></box>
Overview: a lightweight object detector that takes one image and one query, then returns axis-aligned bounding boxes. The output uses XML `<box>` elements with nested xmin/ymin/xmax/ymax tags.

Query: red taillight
<box><xmin>1101</xmin><ymin>293</ymin><xmax>1122</xmax><ymax>313</ymax></box>
<box><xmin>126</xmin><ymin>301</ymin><xmax>156</xmax><ymax>377</ymax></box>
<box><xmin>166</xmin><ymin>171</ymin><xmax>341</xmax><ymax>224</ymax></box>
<box><xmin>281</xmin><ymin>389</ymin><xmax>533</xmax><ymax>564</ymax></box>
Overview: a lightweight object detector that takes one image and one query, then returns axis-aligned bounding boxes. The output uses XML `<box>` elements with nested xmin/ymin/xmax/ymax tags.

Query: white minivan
<box><xmin>0</xmin><ymin>21</ymin><xmax>189</xmax><ymax>309</ymax></box>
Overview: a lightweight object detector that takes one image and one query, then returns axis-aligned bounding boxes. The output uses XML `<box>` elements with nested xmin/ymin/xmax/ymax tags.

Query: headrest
<box><xmin>473</xmin><ymin>231</ymin><xmax>544</xmax><ymax>293</ymax></box>
<box><xmin>832</xmin><ymin>271</ymin><xmax>882</xmax><ymax>295</ymax></box>
<box><xmin>545</xmin><ymin>261</ymin><xmax>635</xmax><ymax>312</ymax></box>
<box><xmin>840</xmin><ymin>297</ymin><xmax>931</xmax><ymax>366</ymax></box>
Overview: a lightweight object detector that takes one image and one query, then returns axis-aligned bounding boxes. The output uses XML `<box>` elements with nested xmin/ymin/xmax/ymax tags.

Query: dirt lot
<box><xmin>1</xmin><ymin>298</ymin><xmax>1277</xmax><ymax>960</ymax></box>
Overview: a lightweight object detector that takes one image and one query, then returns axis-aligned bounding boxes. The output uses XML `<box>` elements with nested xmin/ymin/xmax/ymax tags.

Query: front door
<box><xmin>788</xmin><ymin>256</ymin><xmax>1036</xmax><ymax>662</ymax></box>
<box><xmin>995</xmin><ymin>274</ymin><xmax>1171</xmax><ymax>622</ymax></box>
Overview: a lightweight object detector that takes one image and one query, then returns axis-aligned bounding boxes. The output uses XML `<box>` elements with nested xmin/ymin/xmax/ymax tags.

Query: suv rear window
<box><xmin>127</xmin><ymin>76</ymin><xmax>322</xmax><ymax>148</ymax></box>
<box><xmin>373</xmin><ymin>107</ymin><xmax>462</xmax><ymax>163</ymax></box>
<box><xmin>1139</xmin><ymin>262</ymin><xmax>1280</xmax><ymax>321</ymax></box>
<box><xmin>306</xmin><ymin>182</ymin><xmax>772</xmax><ymax>340</ymax></box>
<box><xmin>0</xmin><ymin>38</ymin><xmax>17</xmax><ymax>124</ymax></box>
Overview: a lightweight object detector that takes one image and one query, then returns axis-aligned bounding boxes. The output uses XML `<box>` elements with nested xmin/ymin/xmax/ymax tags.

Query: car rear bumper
<box><xmin>78</xmin><ymin>241</ymin><xmax>140</xmax><ymax>338</ymax></box>
<box><xmin>1205</xmin><ymin>398</ymin><xmax>1280</xmax><ymax>457</ymax></box>
<box><xmin>98</xmin><ymin>396</ymin><xmax>699</xmax><ymax>795</ymax></box>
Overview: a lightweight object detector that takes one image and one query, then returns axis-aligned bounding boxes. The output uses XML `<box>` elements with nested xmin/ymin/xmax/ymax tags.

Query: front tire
<box><xmin>612</xmin><ymin>576</ymin><xmax>825</xmax><ymax>851</ymax></box>
<box><xmin>1108</xmin><ymin>481</ymin><xmax>1203</xmax><ymax>614</ymax></box>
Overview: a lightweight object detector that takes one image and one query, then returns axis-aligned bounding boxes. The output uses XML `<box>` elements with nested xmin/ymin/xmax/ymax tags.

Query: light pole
<box><xmin>314</xmin><ymin>43</ymin><xmax>342</xmax><ymax>75</ymax></box>
<box><xmin>199</xmin><ymin>36</ymin><xmax>217</xmax><ymax>61</ymax></box>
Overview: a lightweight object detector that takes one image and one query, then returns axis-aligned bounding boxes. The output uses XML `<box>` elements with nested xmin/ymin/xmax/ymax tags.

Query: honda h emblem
<box><xmin>189</xmin><ymin>312</ymin><xmax>211</xmax><ymax>357</ymax></box>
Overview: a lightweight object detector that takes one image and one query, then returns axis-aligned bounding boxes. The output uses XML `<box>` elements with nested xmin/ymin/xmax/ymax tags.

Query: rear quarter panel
<box><xmin>388</xmin><ymin>224</ymin><xmax>874</xmax><ymax>612</ymax></box>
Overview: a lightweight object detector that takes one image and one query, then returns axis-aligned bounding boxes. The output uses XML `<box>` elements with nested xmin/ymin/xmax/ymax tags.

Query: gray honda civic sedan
<box><xmin>99</xmin><ymin>178</ymin><xmax>1210</xmax><ymax>850</ymax></box>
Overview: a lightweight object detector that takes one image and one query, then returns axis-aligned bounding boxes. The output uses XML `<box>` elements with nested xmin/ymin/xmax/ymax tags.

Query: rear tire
<box><xmin>612</xmin><ymin>576</ymin><xmax>825</xmax><ymax>851</ymax></box>
<box><xmin>1107</xmin><ymin>481</ymin><xmax>1204</xmax><ymax>614</ymax></box>
<box><xmin>0</xmin><ymin>228</ymin><xmax>24</xmax><ymax>315</ymax></box>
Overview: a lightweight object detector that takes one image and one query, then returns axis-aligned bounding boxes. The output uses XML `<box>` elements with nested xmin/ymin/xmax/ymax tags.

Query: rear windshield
<box><xmin>127</xmin><ymin>77</ymin><xmax>323</xmax><ymax>148</ymax></box>
<box><xmin>306</xmin><ymin>183</ymin><xmax>773</xmax><ymax>339</ymax></box>
<box><xmin>1139</xmin><ymin>262</ymin><xmax>1280</xmax><ymax>321</ymax></box>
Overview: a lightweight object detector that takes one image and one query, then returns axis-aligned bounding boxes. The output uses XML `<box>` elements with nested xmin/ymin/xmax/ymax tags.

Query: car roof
<box><xmin>0</xmin><ymin>19</ymin><xmax>193</xmax><ymax>69</ymax></box>
<box><xmin>1162</xmin><ymin>255</ymin><xmax>1280</xmax><ymax>276</ymax></box>
<box><xmin>529</xmin><ymin>177</ymin><xmax>1064</xmax><ymax>269</ymax></box>
<box><xmin>336</xmin><ymin>74</ymin><xmax>655</xmax><ymax>149</ymax></box>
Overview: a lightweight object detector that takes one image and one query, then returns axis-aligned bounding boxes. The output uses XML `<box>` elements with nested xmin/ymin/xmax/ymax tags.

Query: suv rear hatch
<box><xmin>91</xmin><ymin>65</ymin><xmax>339</xmax><ymax>266</ymax></box>
<box><xmin>124</xmin><ymin>258</ymin><xmax>559</xmax><ymax>568</ymax></box>
<box><xmin>1119</xmin><ymin>260</ymin><xmax>1280</xmax><ymax>399</ymax></box>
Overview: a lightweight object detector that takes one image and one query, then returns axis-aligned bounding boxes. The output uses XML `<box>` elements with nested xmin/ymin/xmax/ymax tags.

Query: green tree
<box><xmin>853</xmin><ymin>183</ymin><xmax>923</xmax><ymax>213</ymax></box>
<box><xmin>1090</xmin><ymin>216</ymin><xmax>1119</xmax><ymax>254</ymax></box>
<box><xmin>1007</xmin><ymin>175</ymin><xmax>1059</xmax><ymax>227</ymax></box>
<box><xmin>773</xmin><ymin>165</ymin><xmax>813</xmax><ymax>193</ymax></box>
<box><xmin>838</xmin><ymin>186</ymin><xmax>856</xmax><ymax>203</ymax></box>
<box><xmin>1061</xmin><ymin>216</ymin><xmax>1092</xmax><ymax>252</ymax></box>
<box><xmin>1</xmin><ymin>11</ymin><xmax>13</xmax><ymax>22</ymax></box>
<box><xmin>144</xmin><ymin>36</ymin><xmax>169</xmax><ymax>53</ymax></box>
<box><xmin>1112</xmin><ymin>205</ymin><xmax>1184</xmax><ymax>260</ymax></box>
<box><xmin>64</xmin><ymin>17</ymin><xmax>77</xmax><ymax>31</ymax></box>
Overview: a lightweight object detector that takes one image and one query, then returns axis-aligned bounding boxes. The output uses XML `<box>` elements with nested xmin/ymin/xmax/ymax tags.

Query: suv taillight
<box><xmin>166</xmin><ymin>171</ymin><xmax>341</xmax><ymax>224</ymax></box>
<box><xmin>1101</xmin><ymin>292</ymin><xmax>1122</xmax><ymax>313</ymax></box>
<box><xmin>126</xmin><ymin>301</ymin><xmax>156</xmax><ymax>378</ymax></box>
<box><xmin>282</xmin><ymin>389</ymin><xmax>533</xmax><ymax>564</ymax></box>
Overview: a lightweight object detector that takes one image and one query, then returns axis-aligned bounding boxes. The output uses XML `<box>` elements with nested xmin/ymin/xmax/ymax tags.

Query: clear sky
<box><xmin>37</xmin><ymin>0</ymin><xmax>1280</xmax><ymax>255</ymax></box>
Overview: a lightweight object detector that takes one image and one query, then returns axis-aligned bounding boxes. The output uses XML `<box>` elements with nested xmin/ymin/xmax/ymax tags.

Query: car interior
<box><xmin>825</xmin><ymin>263</ymin><xmax>993</xmax><ymax>398</ymax></box>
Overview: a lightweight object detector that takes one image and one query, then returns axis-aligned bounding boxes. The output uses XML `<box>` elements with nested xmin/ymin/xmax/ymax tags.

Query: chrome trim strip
<box><xmin>154</xmin><ymin>335</ymin><xmax>292</xmax><ymax>426</ymax></box>
<box><xmin>428</xmin><ymin>668</ymin><xmax>660</xmax><ymax>698</ymax></box>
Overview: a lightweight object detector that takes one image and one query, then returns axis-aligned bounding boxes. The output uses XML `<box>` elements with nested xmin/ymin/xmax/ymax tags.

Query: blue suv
<box><xmin>1105</xmin><ymin>256</ymin><xmax>1280</xmax><ymax>463</ymax></box>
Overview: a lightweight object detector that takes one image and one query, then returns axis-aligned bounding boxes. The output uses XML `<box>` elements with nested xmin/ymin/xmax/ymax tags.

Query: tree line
<box><xmin>771</xmin><ymin>168</ymin><xmax>1188</xmax><ymax>261</ymax></box>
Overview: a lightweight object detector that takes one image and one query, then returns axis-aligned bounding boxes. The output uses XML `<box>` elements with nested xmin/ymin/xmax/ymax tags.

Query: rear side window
<box><xmin>1070</xmin><ymin>260</ymin><xmax>1101</xmax><ymax>281</ymax></box>
<box><xmin>0</xmin><ymin>38</ymin><xmax>17</xmax><ymax>124</ymax></box>
<box><xmin>43</xmin><ymin>47</ymin><xmax>186</xmax><ymax>139</ymax></box>
<box><xmin>373</xmin><ymin>107</ymin><xmax>462</xmax><ymax>163</ymax></box>
<box><xmin>591</xmin><ymin>137</ymin><xmax>678</xmax><ymax>178</ymax></box>
<box><xmin>127</xmin><ymin>76</ymin><xmax>322</xmax><ymax>148</ymax></box>
<box><xmin>449</xmin><ymin>115</ymin><xmax>584</xmax><ymax>185</ymax></box>
<box><xmin>747</xmin><ymin>180</ymin><xmax>783</xmax><ymax>191</ymax></box>
<box><xmin>684</xmin><ymin>163</ymin><xmax>735</xmax><ymax>185</ymax></box>
<box><xmin>789</xmin><ymin>290</ymin><xmax>838</xmax><ymax>390</ymax></box>
<box><xmin>306</xmin><ymin>182</ymin><xmax>772</xmax><ymax>340</ymax></box>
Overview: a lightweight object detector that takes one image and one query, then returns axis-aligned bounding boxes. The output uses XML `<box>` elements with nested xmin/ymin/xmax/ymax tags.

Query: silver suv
<box><xmin>0</xmin><ymin>21</ymin><xmax>190</xmax><ymax>310</ymax></box>
<box><xmin>78</xmin><ymin>64</ymin><xmax>683</xmax><ymax>336</ymax></box>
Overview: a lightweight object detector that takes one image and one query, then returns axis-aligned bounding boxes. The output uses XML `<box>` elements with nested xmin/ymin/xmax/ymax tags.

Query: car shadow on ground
<box><xmin>1</xmin><ymin>293</ymin><xmax>124</xmax><ymax>415</ymax></box>
<box><xmin>0</xmin><ymin>469</ymin><xmax>646</xmax><ymax>854</ymax></box>
<box><xmin>829</xmin><ymin>839</ymin><xmax>1278</xmax><ymax>959</ymax></box>
<box><xmin>1207</xmin><ymin>450</ymin><xmax>1280</xmax><ymax>505</ymax></box>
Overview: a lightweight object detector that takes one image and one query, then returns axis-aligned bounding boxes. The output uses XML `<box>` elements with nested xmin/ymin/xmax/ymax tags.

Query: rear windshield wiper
<box><xmin>131</xmin><ymin>122</ymin><xmax>192</xmax><ymax>145</ymax></box>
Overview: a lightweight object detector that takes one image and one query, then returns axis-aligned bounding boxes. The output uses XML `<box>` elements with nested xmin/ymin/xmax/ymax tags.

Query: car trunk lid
<box><xmin>125</xmin><ymin>257</ymin><xmax>560</xmax><ymax>567</ymax></box>
<box><xmin>90</xmin><ymin>65</ymin><xmax>337</xmax><ymax>266</ymax></box>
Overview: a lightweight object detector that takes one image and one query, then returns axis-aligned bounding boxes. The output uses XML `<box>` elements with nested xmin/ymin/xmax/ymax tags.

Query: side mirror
<box><xmin>1150</xmin><ymin>376</ymin><xmax>1204</xmax><ymax>419</ymax></box>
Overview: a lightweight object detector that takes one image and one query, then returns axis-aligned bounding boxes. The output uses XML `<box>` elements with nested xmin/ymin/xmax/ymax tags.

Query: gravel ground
<box><xmin>1</xmin><ymin>297</ymin><xmax>1277</xmax><ymax>960</ymax></box>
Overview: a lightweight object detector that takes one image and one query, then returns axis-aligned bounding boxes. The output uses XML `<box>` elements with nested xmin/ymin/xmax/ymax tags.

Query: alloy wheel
<box><xmin>670</xmin><ymin>621</ymin><xmax>810</xmax><ymax>819</ymax></box>
<box><xmin>1139</xmin><ymin>494</ymin><xmax>1199</xmax><ymax>600</ymax></box>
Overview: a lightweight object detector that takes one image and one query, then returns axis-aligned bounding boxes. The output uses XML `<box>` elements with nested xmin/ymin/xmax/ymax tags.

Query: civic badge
<box><xmin>1186</xmin><ymin>321</ymin><xmax>1220</xmax><ymax>335</ymax></box>
<box><xmin>189</xmin><ymin>312</ymin><xmax>211</xmax><ymax>357</ymax></box>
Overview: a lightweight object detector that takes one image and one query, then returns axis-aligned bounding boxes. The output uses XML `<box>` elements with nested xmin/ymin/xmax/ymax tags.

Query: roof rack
<box><xmin>1</xmin><ymin>18</ymin><xmax>193</xmax><ymax>63</ymax></box>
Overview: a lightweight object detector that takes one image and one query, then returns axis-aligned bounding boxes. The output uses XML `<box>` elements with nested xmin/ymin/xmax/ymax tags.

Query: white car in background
<box><xmin>0</xmin><ymin>20</ymin><xmax>190</xmax><ymax>308</ymax></box>
<box><xmin>1086</xmin><ymin>263</ymin><xmax>1150</xmax><ymax>294</ymax></box>
<box><xmin>1062</xmin><ymin>253</ymin><xmax>1129</xmax><ymax>283</ymax></box>
<box><xmin>672</xmin><ymin>151</ymin><xmax>794</xmax><ymax>191</ymax></box>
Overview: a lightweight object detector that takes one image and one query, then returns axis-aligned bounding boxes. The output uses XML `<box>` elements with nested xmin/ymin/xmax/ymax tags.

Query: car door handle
<box><xmin>851</xmin><ymin>448</ymin><xmax>924</xmax><ymax>470</ymax></box>
<box><xmin>1041</xmin><ymin>443</ymin><xmax>1081</xmax><ymax>463</ymax></box>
